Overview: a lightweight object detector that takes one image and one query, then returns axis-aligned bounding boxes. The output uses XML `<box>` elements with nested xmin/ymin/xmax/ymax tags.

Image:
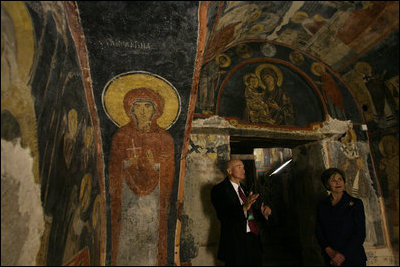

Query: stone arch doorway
<box><xmin>179</xmin><ymin>116</ymin><xmax>357</xmax><ymax>266</ymax></box>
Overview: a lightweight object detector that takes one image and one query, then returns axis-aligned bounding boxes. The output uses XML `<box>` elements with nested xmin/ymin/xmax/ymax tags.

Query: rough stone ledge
<box><xmin>191</xmin><ymin>115</ymin><xmax>352</xmax><ymax>142</ymax></box>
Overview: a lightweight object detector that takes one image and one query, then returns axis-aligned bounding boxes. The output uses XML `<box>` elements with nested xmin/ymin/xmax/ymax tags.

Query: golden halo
<box><xmin>249</xmin><ymin>10</ymin><xmax>262</xmax><ymax>22</ymax></box>
<box><xmin>83</xmin><ymin>125</ymin><xmax>94</xmax><ymax>148</ymax></box>
<box><xmin>289</xmin><ymin>51</ymin><xmax>304</xmax><ymax>65</ymax></box>
<box><xmin>102</xmin><ymin>71</ymin><xmax>181</xmax><ymax>129</ymax></box>
<box><xmin>216</xmin><ymin>53</ymin><xmax>231</xmax><ymax>68</ymax></box>
<box><xmin>378</xmin><ymin>135</ymin><xmax>398</xmax><ymax>157</ymax></box>
<box><xmin>291</xmin><ymin>11</ymin><xmax>309</xmax><ymax>24</ymax></box>
<box><xmin>91</xmin><ymin>195</ymin><xmax>101</xmax><ymax>229</ymax></box>
<box><xmin>79</xmin><ymin>173</ymin><xmax>92</xmax><ymax>213</ymax></box>
<box><xmin>67</xmin><ymin>109</ymin><xmax>78</xmax><ymax>135</ymax></box>
<box><xmin>255</xmin><ymin>63</ymin><xmax>283</xmax><ymax>88</ymax></box>
<box><xmin>249</xmin><ymin>24</ymin><xmax>264</xmax><ymax>34</ymax></box>
<box><xmin>243</xmin><ymin>73</ymin><xmax>259</xmax><ymax>87</ymax></box>
<box><xmin>236</xmin><ymin>44</ymin><xmax>253</xmax><ymax>58</ymax></box>
<box><xmin>355</xmin><ymin>62</ymin><xmax>372</xmax><ymax>76</ymax></box>
<box><xmin>313</xmin><ymin>14</ymin><xmax>326</xmax><ymax>22</ymax></box>
<box><xmin>311</xmin><ymin>62</ymin><xmax>326</xmax><ymax>76</ymax></box>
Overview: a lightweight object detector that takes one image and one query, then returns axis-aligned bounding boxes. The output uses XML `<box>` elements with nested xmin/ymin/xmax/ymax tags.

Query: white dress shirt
<box><xmin>230</xmin><ymin>181</ymin><xmax>251</xmax><ymax>233</ymax></box>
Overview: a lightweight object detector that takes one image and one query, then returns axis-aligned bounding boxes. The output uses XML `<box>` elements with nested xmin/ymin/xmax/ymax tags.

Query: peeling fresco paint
<box><xmin>1</xmin><ymin>139</ymin><xmax>44</xmax><ymax>266</ymax></box>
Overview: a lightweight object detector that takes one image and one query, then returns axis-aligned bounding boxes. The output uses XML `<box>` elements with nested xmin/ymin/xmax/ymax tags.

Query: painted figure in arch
<box><xmin>312</xmin><ymin>62</ymin><xmax>346</xmax><ymax>120</ymax></box>
<box><xmin>342</xmin><ymin>62</ymin><xmax>375</xmax><ymax>122</ymax></box>
<box><xmin>63</xmin><ymin>108</ymin><xmax>80</xmax><ymax>170</ymax></box>
<box><xmin>63</xmin><ymin>173</ymin><xmax>93</xmax><ymax>264</ymax></box>
<box><xmin>81</xmin><ymin>124</ymin><xmax>94</xmax><ymax>171</ymax></box>
<box><xmin>236</xmin><ymin>43</ymin><xmax>253</xmax><ymax>58</ymax></box>
<box><xmin>243</xmin><ymin>73</ymin><xmax>274</xmax><ymax>124</ymax></box>
<box><xmin>289</xmin><ymin>51</ymin><xmax>304</xmax><ymax>66</ymax></box>
<box><xmin>256</xmin><ymin>64</ymin><xmax>295</xmax><ymax>125</ymax></box>
<box><xmin>109</xmin><ymin>88</ymin><xmax>175</xmax><ymax>265</ymax></box>
<box><xmin>196</xmin><ymin>54</ymin><xmax>230</xmax><ymax>114</ymax></box>
<box><xmin>365</xmin><ymin>70</ymin><xmax>397</xmax><ymax>127</ymax></box>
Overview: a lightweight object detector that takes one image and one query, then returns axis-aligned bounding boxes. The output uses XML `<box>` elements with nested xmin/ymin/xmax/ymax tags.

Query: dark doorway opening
<box><xmin>230</xmin><ymin>136</ymin><xmax>324</xmax><ymax>266</ymax></box>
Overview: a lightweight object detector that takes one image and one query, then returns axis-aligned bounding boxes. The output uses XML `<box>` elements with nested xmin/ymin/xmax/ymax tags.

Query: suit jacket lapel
<box><xmin>223</xmin><ymin>177</ymin><xmax>242</xmax><ymax>206</ymax></box>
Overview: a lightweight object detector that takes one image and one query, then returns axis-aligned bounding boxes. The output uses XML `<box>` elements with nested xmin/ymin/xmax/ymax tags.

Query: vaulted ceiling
<box><xmin>202</xmin><ymin>1</ymin><xmax>399</xmax><ymax>72</ymax></box>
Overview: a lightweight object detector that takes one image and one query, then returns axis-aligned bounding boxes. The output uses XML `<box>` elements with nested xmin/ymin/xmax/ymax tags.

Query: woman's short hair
<box><xmin>321</xmin><ymin>168</ymin><xmax>346</xmax><ymax>190</ymax></box>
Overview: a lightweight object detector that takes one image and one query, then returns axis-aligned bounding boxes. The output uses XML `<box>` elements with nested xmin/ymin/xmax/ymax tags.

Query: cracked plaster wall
<box><xmin>1</xmin><ymin>139</ymin><xmax>44</xmax><ymax>266</ymax></box>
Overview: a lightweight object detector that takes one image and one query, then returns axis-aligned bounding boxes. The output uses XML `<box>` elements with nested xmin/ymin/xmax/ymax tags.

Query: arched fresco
<box><xmin>216</xmin><ymin>57</ymin><xmax>326</xmax><ymax>127</ymax></box>
<box><xmin>196</xmin><ymin>41</ymin><xmax>365</xmax><ymax>131</ymax></box>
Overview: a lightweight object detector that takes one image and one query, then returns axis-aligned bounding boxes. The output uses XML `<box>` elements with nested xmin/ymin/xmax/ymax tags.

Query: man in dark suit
<box><xmin>211</xmin><ymin>159</ymin><xmax>272</xmax><ymax>266</ymax></box>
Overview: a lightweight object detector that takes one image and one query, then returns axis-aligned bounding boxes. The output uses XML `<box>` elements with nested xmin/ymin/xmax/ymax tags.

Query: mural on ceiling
<box><xmin>344</xmin><ymin>61</ymin><xmax>398</xmax><ymax>127</ymax></box>
<box><xmin>342</xmin><ymin>29</ymin><xmax>399</xmax><ymax>129</ymax></box>
<box><xmin>341</xmin><ymin>28</ymin><xmax>399</xmax><ymax>252</ymax></box>
<box><xmin>203</xmin><ymin>1</ymin><xmax>399</xmax><ymax>71</ymax></box>
<box><xmin>1</xmin><ymin>1</ymin><xmax>105</xmax><ymax>266</ymax></box>
<box><xmin>103</xmin><ymin>72</ymin><xmax>179</xmax><ymax>265</ymax></box>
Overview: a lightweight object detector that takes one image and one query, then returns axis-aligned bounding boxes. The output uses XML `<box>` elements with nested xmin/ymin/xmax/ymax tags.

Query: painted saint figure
<box><xmin>257</xmin><ymin>64</ymin><xmax>295</xmax><ymax>125</ymax></box>
<box><xmin>312</xmin><ymin>62</ymin><xmax>346</xmax><ymax>120</ymax></box>
<box><xmin>109</xmin><ymin>88</ymin><xmax>175</xmax><ymax>266</ymax></box>
<box><xmin>243</xmin><ymin>73</ymin><xmax>274</xmax><ymax>124</ymax></box>
<box><xmin>63</xmin><ymin>109</ymin><xmax>79</xmax><ymax>170</ymax></box>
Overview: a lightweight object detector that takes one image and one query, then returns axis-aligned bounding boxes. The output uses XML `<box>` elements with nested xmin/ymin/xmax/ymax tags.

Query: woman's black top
<box><xmin>316</xmin><ymin>191</ymin><xmax>367</xmax><ymax>266</ymax></box>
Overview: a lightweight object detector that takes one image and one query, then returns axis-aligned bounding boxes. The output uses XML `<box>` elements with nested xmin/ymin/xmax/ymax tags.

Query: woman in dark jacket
<box><xmin>316</xmin><ymin>168</ymin><xmax>367</xmax><ymax>266</ymax></box>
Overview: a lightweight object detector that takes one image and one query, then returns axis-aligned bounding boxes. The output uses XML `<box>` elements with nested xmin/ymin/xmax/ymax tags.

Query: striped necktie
<box><xmin>238</xmin><ymin>186</ymin><xmax>259</xmax><ymax>235</ymax></box>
